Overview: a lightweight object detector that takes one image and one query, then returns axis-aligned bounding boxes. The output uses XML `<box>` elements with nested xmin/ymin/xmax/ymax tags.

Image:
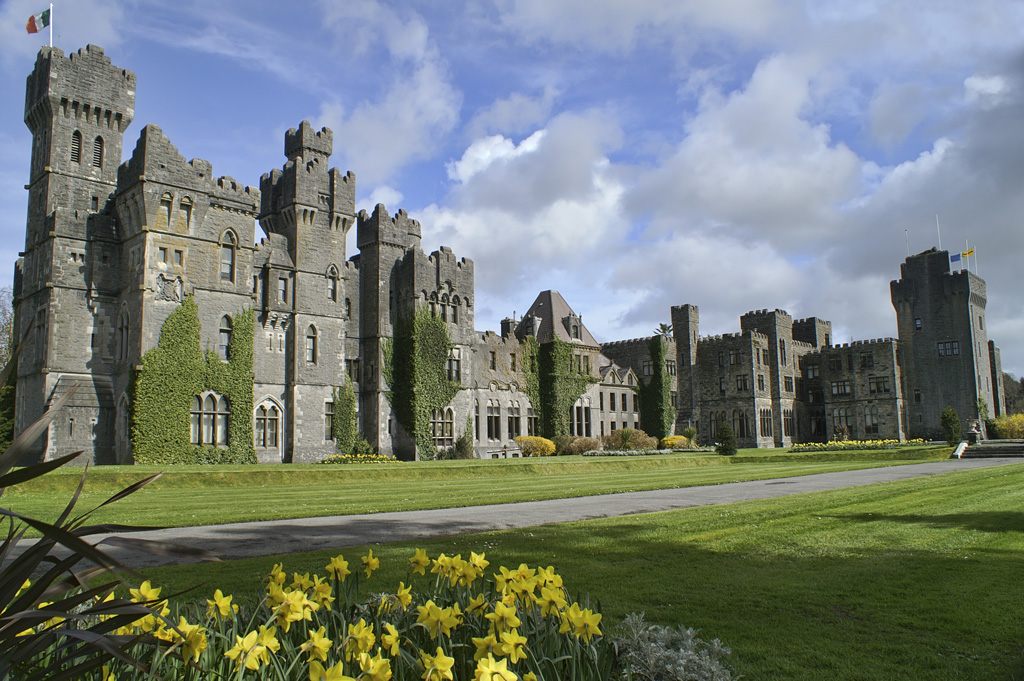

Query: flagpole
<box><xmin>49</xmin><ymin>3</ymin><xmax>52</xmax><ymax>48</ymax></box>
<box><xmin>936</xmin><ymin>214</ymin><xmax>942</xmax><ymax>250</ymax></box>
<box><xmin>965</xmin><ymin>239</ymin><xmax>970</xmax><ymax>274</ymax></box>
<box><xmin>905</xmin><ymin>229</ymin><xmax>910</xmax><ymax>257</ymax></box>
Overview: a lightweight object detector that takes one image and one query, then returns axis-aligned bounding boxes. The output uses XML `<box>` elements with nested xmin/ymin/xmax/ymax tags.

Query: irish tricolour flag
<box><xmin>26</xmin><ymin>8</ymin><xmax>51</xmax><ymax>34</ymax></box>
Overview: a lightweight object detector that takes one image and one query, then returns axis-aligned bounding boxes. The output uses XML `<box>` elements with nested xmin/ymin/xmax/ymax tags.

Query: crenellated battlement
<box><xmin>285</xmin><ymin>120</ymin><xmax>332</xmax><ymax>160</ymax></box>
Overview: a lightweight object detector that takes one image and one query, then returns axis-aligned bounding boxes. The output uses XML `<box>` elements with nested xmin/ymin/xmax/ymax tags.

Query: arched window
<box><xmin>218</xmin><ymin>315</ymin><xmax>233</xmax><ymax>360</ymax></box>
<box><xmin>305</xmin><ymin>325</ymin><xmax>318</xmax><ymax>364</ymax></box>
<box><xmin>345</xmin><ymin>298</ymin><xmax>352</xmax><ymax>319</ymax></box>
<box><xmin>440</xmin><ymin>294</ymin><xmax>449</xmax><ymax>322</ymax></box>
<box><xmin>220</xmin><ymin>232</ymin><xmax>236</xmax><ymax>282</ymax></box>
<box><xmin>255</xmin><ymin>403</ymin><xmax>280</xmax><ymax>448</ymax></box>
<box><xmin>192</xmin><ymin>392</ymin><xmax>230</xmax><ymax>446</ymax></box>
<box><xmin>116</xmin><ymin>309</ymin><xmax>129</xmax><ymax>361</ymax></box>
<box><xmin>510</xmin><ymin>401</ymin><xmax>523</xmax><ymax>439</ymax></box>
<box><xmin>451</xmin><ymin>297</ymin><xmax>459</xmax><ymax>324</ymax></box>
<box><xmin>864</xmin><ymin>405</ymin><xmax>880</xmax><ymax>436</ymax></box>
<box><xmin>832</xmin><ymin>408</ymin><xmax>851</xmax><ymax>437</ymax></box>
<box><xmin>92</xmin><ymin>136</ymin><xmax>104</xmax><ymax>168</ymax></box>
<box><xmin>431</xmin><ymin>408</ymin><xmax>455</xmax><ymax>448</ymax></box>
<box><xmin>732</xmin><ymin>410</ymin><xmax>749</xmax><ymax>438</ymax></box>
<box><xmin>327</xmin><ymin>267</ymin><xmax>339</xmax><ymax>302</ymax></box>
<box><xmin>70</xmin><ymin>130</ymin><xmax>82</xmax><ymax>164</ymax></box>
<box><xmin>759</xmin><ymin>408</ymin><xmax>773</xmax><ymax>438</ymax></box>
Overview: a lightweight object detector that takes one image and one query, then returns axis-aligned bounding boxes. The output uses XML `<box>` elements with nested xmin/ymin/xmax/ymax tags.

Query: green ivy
<box><xmin>639</xmin><ymin>335</ymin><xmax>674</xmax><ymax>440</ymax></box>
<box><xmin>538</xmin><ymin>339</ymin><xmax>595</xmax><ymax>438</ymax></box>
<box><xmin>520</xmin><ymin>335</ymin><xmax>541</xmax><ymax>426</ymax></box>
<box><xmin>382</xmin><ymin>307</ymin><xmax>462</xmax><ymax>460</ymax></box>
<box><xmin>332</xmin><ymin>377</ymin><xmax>357</xmax><ymax>454</ymax></box>
<box><xmin>131</xmin><ymin>296</ymin><xmax>255</xmax><ymax>465</ymax></box>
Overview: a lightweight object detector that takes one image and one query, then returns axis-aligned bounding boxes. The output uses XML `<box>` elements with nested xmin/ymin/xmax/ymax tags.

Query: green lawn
<box><xmin>140</xmin><ymin>459</ymin><xmax>1024</xmax><ymax>681</ymax></box>
<box><xmin>6</xmin><ymin>446</ymin><xmax>949</xmax><ymax>531</ymax></box>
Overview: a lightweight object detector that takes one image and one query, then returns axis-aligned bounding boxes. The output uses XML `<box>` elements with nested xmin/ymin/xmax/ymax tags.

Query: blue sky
<box><xmin>1</xmin><ymin>0</ymin><xmax>1023</xmax><ymax>376</ymax></box>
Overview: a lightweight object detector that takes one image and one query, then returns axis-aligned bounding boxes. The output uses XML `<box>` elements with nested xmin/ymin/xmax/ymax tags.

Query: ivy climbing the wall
<box><xmin>520</xmin><ymin>334</ymin><xmax>541</xmax><ymax>426</ymax></box>
<box><xmin>538</xmin><ymin>339</ymin><xmax>595</xmax><ymax>438</ymax></box>
<box><xmin>639</xmin><ymin>335</ymin><xmax>674</xmax><ymax>440</ymax></box>
<box><xmin>382</xmin><ymin>307</ymin><xmax>463</xmax><ymax>460</ymax></box>
<box><xmin>332</xmin><ymin>377</ymin><xmax>357</xmax><ymax>454</ymax></box>
<box><xmin>132</xmin><ymin>297</ymin><xmax>255</xmax><ymax>465</ymax></box>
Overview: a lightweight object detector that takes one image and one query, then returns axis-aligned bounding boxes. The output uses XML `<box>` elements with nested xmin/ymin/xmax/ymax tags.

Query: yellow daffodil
<box><xmin>472</xmin><ymin>633</ymin><xmax>501</xmax><ymax>662</ymax></box>
<box><xmin>358</xmin><ymin>650</ymin><xmax>392</xmax><ymax>681</ymax></box>
<box><xmin>100</xmin><ymin>664</ymin><xmax>115</xmax><ymax>681</ymax></box>
<box><xmin>257</xmin><ymin>624</ymin><xmax>280</xmax><ymax>663</ymax></box>
<box><xmin>523</xmin><ymin>673</ymin><xmax>538</xmax><ymax>681</ymax></box>
<box><xmin>419</xmin><ymin>646</ymin><xmax>455</xmax><ymax>681</ymax></box>
<box><xmin>381</xmin><ymin>622</ymin><xmax>401</xmax><ymax>656</ymax></box>
<box><xmin>206</xmin><ymin>589</ymin><xmax>238</xmax><ymax>619</ymax></box>
<box><xmin>269</xmin><ymin>562</ymin><xmax>287</xmax><ymax>586</ymax></box>
<box><xmin>129</xmin><ymin>580</ymin><xmax>161</xmax><ymax>603</ymax></box>
<box><xmin>301</xmin><ymin>626</ymin><xmax>332</xmax><ymax>662</ymax></box>
<box><xmin>174</xmin><ymin>617</ymin><xmax>208</xmax><ymax>663</ymax></box>
<box><xmin>344</xmin><ymin>618</ymin><xmax>375</xmax><ymax>661</ymax></box>
<box><xmin>309</xmin><ymin>660</ymin><xmax>355</xmax><ymax>681</ymax></box>
<box><xmin>362</xmin><ymin>549</ymin><xmax>380</xmax><ymax>578</ymax></box>
<box><xmin>396</xmin><ymin>581</ymin><xmax>413</xmax><ymax>609</ymax></box>
<box><xmin>474</xmin><ymin>654</ymin><xmax>517</xmax><ymax>681</ymax></box>
<box><xmin>485</xmin><ymin>601</ymin><xmax>520</xmax><ymax>635</ymax></box>
<box><xmin>447</xmin><ymin>554</ymin><xmax>468</xmax><ymax>587</ymax></box>
<box><xmin>559</xmin><ymin>602</ymin><xmax>602</xmax><ymax>642</ymax></box>
<box><xmin>409</xmin><ymin>548</ymin><xmax>430</xmax><ymax>575</ymax></box>
<box><xmin>274</xmin><ymin>589</ymin><xmax>317</xmax><ymax>632</ymax></box>
<box><xmin>538</xmin><ymin>585</ymin><xmax>567</xmax><ymax>616</ymax></box>
<box><xmin>327</xmin><ymin>554</ymin><xmax>351</xmax><ymax>581</ymax></box>
<box><xmin>310</xmin><ymin>574</ymin><xmax>335</xmax><ymax>608</ymax></box>
<box><xmin>292</xmin><ymin>572</ymin><xmax>315</xmax><ymax>591</ymax></box>
<box><xmin>499</xmin><ymin>629</ymin><xmax>528</xmax><ymax>664</ymax></box>
<box><xmin>225</xmin><ymin>630</ymin><xmax>265</xmax><ymax>670</ymax></box>
<box><xmin>467</xmin><ymin>593</ymin><xmax>488</xmax><ymax>615</ymax></box>
<box><xmin>416</xmin><ymin>600</ymin><xmax>460</xmax><ymax>639</ymax></box>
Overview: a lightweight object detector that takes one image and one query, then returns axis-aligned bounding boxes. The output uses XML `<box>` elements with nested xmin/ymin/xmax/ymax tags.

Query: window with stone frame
<box><xmin>192</xmin><ymin>392</ymin><xmax>230</xmax><ymax>446</ymax></box>
<box><xmin>527</xmin><ymin>407</ymin><xmax>539</xmax><ymax>436</ymax></box>
<box><xmin>70</xmin><ymin>130</ymin><xmax>82</xmax><ymax>163</ymax></box>
<box><xmin>431</xmin><ymin>408</ymin><xmax>455</xmax><ymax>448</ymax></box>
<box><xmin>869</xmin><ymin>376</ymin><xmax>891</xmax><ymax>394</ymax></box>
<box><xmin>324</xmin><ymin>401</ymin><xmax>334</xmax><ymax>441</ymax></box>
<box><xmin>759</xmin><ymin>408</ymin><xmax>773</xmax><ymax>438</ymax></box>
<box><xmin>447</xmin><ymin>348</ymin><xmax>461</xmax><ymax>383</ymax></box>
<box><xmin>305</xmin><ymin>325</ymin><xmax>318</xmax><ymax>364</ymax></box>
<box><xmin>487</xmin><ymin>401</ymin><xmax>500</xmax><ymax>440</ymax></box>
<box><xmin>218</xmin><ymin>315</ymin><xmax>232</xmax><ymax>360</ymax></box>
<box><xmin>736</xmin><ymin>374</ymin><xmax>750</xmax><ymax>391</ymax></box>
<box><xmin>783</xmin><ymin>409</ymin><xmax>795</xmax><ymax>437</ymax></box>
<box><xmin>220</xmin><ymin>232</ymin><xmax>236</xmax><ymax>282</ymax></box>
<box><xmin>831</xmin><ymin>380</ymin><xmax>851</xmax><ymax>396</ymax></box>
<box><xmin>92</xmin><ymin>136</ymin><xmax>104</xmax><ymax>168</ymax></box>
<box><xmin>864</xmin><ymin>405</ymin><xmax>880</xmax><ymax>435</ymax></box>
<box><xmin>757</xmin><ymin>374</ymin><xmax>765</xmax><ymax>392</ymax></box>
<box><xmin>254</xmin><ymin>403</ymin><xmax>279</xmax><ymax>448</ymax></box>
<box><xmin>860</xmin><ymin>353</ymin><xmax>874</xmax><ymax>369</ymax></box>
<box><xmin>508</xmin><ymin>403</ymin><xmax>522</xmax><ymax>439</ymax></box>
<box><xmin>784</xmin><ymin>375</ymin><xmax>794</xmax><ymax>392</ymax></box>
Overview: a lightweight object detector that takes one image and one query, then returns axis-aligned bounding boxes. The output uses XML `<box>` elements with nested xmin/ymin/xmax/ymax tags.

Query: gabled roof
<box><xmin>515</xmin><ymin>290</ymin><xmax>600</xmax><ymax>346</ymax></box>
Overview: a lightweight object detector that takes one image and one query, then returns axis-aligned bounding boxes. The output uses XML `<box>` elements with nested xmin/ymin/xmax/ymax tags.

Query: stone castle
<box><xmin>12</xmin><ymin>46</ymin><xmax>1008</xmax><ymax>464</ymax></box>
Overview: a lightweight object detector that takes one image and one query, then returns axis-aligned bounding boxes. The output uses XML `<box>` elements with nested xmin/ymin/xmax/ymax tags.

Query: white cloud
<box><xmin>466</xmin><ymin>86</ymin><xmax>559</xmax><ymax>139</ymax></box>
<box><xmin>868</xmin><ymin>82</ymin><xmax>927</xmax><ymax>148</ymax></box>
<box><xmin>964</xmin><ymin>74</ymin><xmax>1008</xmax><ymax>107</ymax></box>
<box><xmin>446</xmin><ymin>131</ymin><xmax>545</xmax><ymax>184</ymax></box>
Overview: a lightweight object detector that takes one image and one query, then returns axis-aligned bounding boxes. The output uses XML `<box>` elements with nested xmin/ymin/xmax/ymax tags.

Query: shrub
<box><xmin>515</xmin><ymin>435</ymin><xmax>556</xmax><ymax>457</ymax></box>
<box><xmin>614</xmin><ymin>612</ymin><xmax>736</xmax><ymax>681</ymax></box>
<box><xmin>941</xmin><ymin>406</ymin><xmax>962</xmax><ymax>446</ymax></box>
<box><xmin>567</xmin><ymin>437</ymin><xmax>601</xmax><ymax>455</ymax></box>
<box><xmin>454</xmin><ymin>415</ymin><xmax>475</xmax><ymax>459</ymax></box>
<box><xmin>660</xmin><ymin>435</ymin><xmax>689</xmax><ymax>449</ymax></box>
<box><xmin>988</xmin><ymin>413</ymin><xmax>1024</xmax><ymax>439</ymax></box>
<box><xmin>715</xmin><ymin>422</ymin><xmax>737</xmax><ymax>456</ymax></box>
<box><xmin>602</xmin><ymin>428</ymin><xmax>658</xmax><ymax>451</ymax></box>
<box><xmin>552</xmin><ymin>434</ymin><xmax>573</xmax><ymax>456</ymax></box>
<box><xmin>682</xmin><ymin>425</ymin><xmax>698</xmax><ymax>446</ymax></box>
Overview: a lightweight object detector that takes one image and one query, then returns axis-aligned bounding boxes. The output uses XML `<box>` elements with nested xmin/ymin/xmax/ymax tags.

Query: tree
<box><xmin>716</xmin><ymin>421</ymin><xmax>737</xmax><ymax>456</ymax></box>
<box><xmin>1003</xmin><ymin>372</ymin><xmax>1024</xmax><ymax>415</ymax></box>
<box><xmin>940</xmin><ymin>406</ymin><xmax>961</xmax><ymax>446</ymax></box>
<box><xmin>654</xmin><ymin>323</ymin><xmax>673</xmax><ymax>339</ymax></box>
<box><xmin>0</xmin><ymin>288</ymin><xmax>15</xmax><ymax>451</ymax></box>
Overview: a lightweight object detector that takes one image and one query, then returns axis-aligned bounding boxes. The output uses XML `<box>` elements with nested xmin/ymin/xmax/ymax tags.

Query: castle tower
<box><xmin>891</xmin><ymin>248</ymin><xmax>1002</xmax><ymax>438</ymax></box>
<box><xmin>16</xmin><ymin>45</ymin><xmax>135</xmax><ymax>463</ymax></box>
<box><xmin>356</xmin><ymin>204</ymin><xmax>423</xmax><ymax>459</ymax></box>
<box><xmin>256</xmin><ymin>122</ymin><xmax>356</xmax><ymax>462</ymax></box>
<box><xmin>670</xmin><ymin>304</ymin><xmax>699</xmax><ymax>429</ymax></box>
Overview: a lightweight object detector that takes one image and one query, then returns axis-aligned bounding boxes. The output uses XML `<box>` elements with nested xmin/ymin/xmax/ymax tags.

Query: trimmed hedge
<box><xmin>514</xmin><ymin>435</ymin><xmax>556</xmax><ymax>457</ymax></box>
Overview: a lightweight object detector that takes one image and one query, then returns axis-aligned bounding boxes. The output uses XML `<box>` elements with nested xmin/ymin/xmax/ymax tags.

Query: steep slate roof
<box><xmin>516</xmin><ymin>290</ymin><xmax>600</xmax><ymax>346</ymax></box>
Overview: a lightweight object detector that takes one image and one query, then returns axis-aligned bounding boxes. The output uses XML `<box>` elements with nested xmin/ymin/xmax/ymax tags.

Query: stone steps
<box><xmin>962</xmin><ymin>440</ymin><xmax>1024</xmax><ymax>458</ymax></box>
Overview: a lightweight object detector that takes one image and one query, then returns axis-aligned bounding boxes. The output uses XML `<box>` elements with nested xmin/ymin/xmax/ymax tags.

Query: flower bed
<box><xmin>788</xmin><ymin>438</ymin><xmax>927</xmax><ymax>453</ymax></box>
<box><xmin>320</xmin><ymin>452</ymin><xmax>398</xmax><ymax>464</ymax></box>
<box><xmin>84</xmin><ymin>549</ymin><xmax>614</xmax><ymax>680</ymax></box>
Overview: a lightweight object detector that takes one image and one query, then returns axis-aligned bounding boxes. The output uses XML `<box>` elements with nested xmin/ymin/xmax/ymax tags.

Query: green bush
<box><xmin>615</xmin><ymin>612</ymin><xmax>736</xmax><ymax>681</ymax></box>
<box><xmin>567</xmin><ymin>437</ymin><xmax>601</xmax><ymax>455</ymax></box>
<box><xmin>682</xmin><ymin>425</ymin><xmax>698</xmax><ymax>445</ymax></box>
<box><xmin>716</xmin><ymin>422</ymin><xmax>737</xmax><ymax>456</ymax></box>
<box><xmin>602</xmin><ymin>428</ymin><xmax>658</xmax><ymax>451</ymax></box>
<box><xmin>660</xmin><ymin>435</ymin><xmax>690</xmax><ymax>449</ymax></box>
<box><xmin>454</xmin><ymin>415</ymin><xmax>474</xmax><ymax>459</ymax></box>
<box><xmin>552</xmin><ymin>434</ymin><xmax>573</xmax><ymax>456</ymax></box>
<box><xmin>941</xmin><ymin>406</ymin><xmax>962</xmax><ymax>446</ymax></box>
<box><xmin>515</xmin><ymin>435</ymin><xmax>556</xmax><ymax>457</ymax></box>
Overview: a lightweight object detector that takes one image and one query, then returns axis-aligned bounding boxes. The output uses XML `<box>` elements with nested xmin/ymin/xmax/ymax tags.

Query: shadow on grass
<box><xmin>829</xmin><ymin>511</ymin><xmax>1024</xmax><ymax>533</ymax></box>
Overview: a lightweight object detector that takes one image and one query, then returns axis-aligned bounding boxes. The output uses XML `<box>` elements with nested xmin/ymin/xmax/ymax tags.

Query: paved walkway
<box><xmin>71</xmin><ymin>457</ymin><xmax>1024</xmax><ymax>570</ymax></box>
